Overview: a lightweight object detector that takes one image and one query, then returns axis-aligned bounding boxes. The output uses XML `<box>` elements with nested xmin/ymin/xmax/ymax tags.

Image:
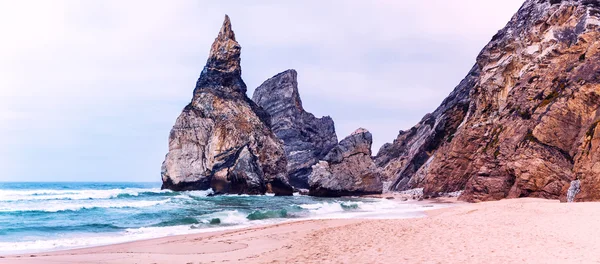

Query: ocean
<box><xmin>0</xmin><ymin>182</ymin><xmax>439</xmax><ymax>254</ymax></box>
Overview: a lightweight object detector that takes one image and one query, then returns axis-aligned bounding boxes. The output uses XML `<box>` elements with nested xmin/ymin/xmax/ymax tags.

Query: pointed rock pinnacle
<box><xmin>207</xmin><ymin>14</ymin><xmax>241</xmax><ymax>73</ymax></box>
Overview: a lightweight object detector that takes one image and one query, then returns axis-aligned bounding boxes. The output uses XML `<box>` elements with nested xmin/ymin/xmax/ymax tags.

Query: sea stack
<box><xmin>161</xmin><ymin>15</ymin><xmax>293</xmax><ymax>195</ymax></box>
<box><xmin>309</xmin><ymin>128</ymin><xmax>383</xmax><ymax>197</ymax></box>
<box><xmin>376</xmin><ymin>0</ymin><xmax>600</xmax><ymax>202</ymax></box>
<box><xmin>252</xmin><ymin>70</ymin><xmax>338</xmax><ymax>189</ymax></box>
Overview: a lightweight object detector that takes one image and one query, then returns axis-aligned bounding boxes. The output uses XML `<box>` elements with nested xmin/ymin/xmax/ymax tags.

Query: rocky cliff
<box><xmin>376</xmin><ymin>0</ymin><xmax>600</xmax><ymax>202</ymax></box>
<box><xmin>252</xmin><ymin>70</ymin><xmax>338</xmax><ymax>189</ymax></box>
<box><xmin>161</xmin><ymin>16</ymin><xmax>293</xmax><ymax>195</ymax></box>
<box><xmin>309</xmin><ymin>128</ymin><xmax>383</xmax><ymax>197</ymax></box>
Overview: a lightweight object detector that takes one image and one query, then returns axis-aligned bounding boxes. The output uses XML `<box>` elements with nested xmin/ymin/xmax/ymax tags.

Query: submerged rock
<box><xmin>161</xmin><ymin>15</ymin><xmax>293</xmax><ymax>195</ymax></box>
<box><xmin>252</xmin><ymin>70</ymin><xmax>337</xmax><ymax>189</ymax></box>
<box><xmin>376</xmin><ymin>0</ymin><xmax>600</xmax><ymax>202</ymax></box>
<box><xmin>309</xmin><ymin>128</ymin><xmax>383</xmax><ymax>197</ymax></box>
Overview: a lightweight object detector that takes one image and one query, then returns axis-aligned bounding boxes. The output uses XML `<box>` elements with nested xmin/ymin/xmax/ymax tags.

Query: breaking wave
<box><xmin>0</xmin><ymin>188</ymin><xmax>172</xmax><ymax>202</ymax></box>
<box><xmin>0</xmin><ymin>182</ymin><xmax>445</xmax><ymax>255</ymax></box>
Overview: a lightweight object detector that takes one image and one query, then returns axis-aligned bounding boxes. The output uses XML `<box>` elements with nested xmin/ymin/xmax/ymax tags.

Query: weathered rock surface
<box><xmin>309</xmin><ymin>128</ymin><xmax>383</xmax><ymax>197</ymax></box>
<box><xmin>252</xmin><ymin>70</ymin><xmax>338</xmax><ymax>189</ymax></box>
<box><xmin>161</xmin><ymin>15</ymin><xmax>293</xmax><ymax>195</ymax></box>
<box><xmin>376</xmin><ymin>0</ymin><xmax>600</xmax><ymax>202</ymax></box>
<box><xmin>567</xmin><ymin>180</ymin><xmax>581</xmax><ymax>202</ymax></box>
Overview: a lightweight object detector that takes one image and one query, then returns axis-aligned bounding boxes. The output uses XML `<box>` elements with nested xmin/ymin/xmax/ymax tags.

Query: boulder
<box><xmin>566</xmin><ymin>180</ymin><xmax>581</xmax><ymax>203</ymax></box>
<box><xmin>309</xmin><ymin>128</ymin><xmax>383</xmax><ymax>197</ymax></box>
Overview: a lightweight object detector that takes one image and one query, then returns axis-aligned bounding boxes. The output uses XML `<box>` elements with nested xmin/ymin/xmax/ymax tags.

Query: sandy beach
<box><xmin>2</xmin><ymin>197</ymin><xmax>600</xmax><ymax>264</ymax></box>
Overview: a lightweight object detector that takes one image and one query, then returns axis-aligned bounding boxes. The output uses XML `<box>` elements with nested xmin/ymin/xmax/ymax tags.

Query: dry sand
<box><xmin>2</xmin><ymin>198</ymin><xmax>600</xmax><ymax>264</ymax></box>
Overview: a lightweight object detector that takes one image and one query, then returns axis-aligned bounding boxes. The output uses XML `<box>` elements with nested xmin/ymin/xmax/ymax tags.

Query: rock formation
<box><xmin>567</xmin><ymin>180</ymin><xmax>581</xmax><ymax>202</ymax></box>
<box><xmin>376</xmin><ymin>0</ymin><xmax>600</xmax><ymax>202</ymax></box>
<box><xmin>252</xmin><ymin>70</ymin><xmax>338</xmax><ymax>189</ymax></box>
<box><xmin>161</xmin><ymin>15</ymin><xmax>293</xmax><ymax>195</ymax></box>
<box><xmin>309</xmin><ymin>128</ymin><xmax>383</xmax><ymax>197</ymax></box>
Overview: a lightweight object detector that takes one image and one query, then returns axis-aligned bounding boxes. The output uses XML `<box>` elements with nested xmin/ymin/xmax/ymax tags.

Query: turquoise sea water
<box><xmin>0</xmin><ymin>182</ymin><xmax>436</xmax><ymax>254</ymax></box>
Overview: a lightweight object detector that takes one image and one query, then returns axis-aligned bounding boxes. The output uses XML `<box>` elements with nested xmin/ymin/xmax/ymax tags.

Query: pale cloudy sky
<box><xmin>0</xmin><ymin>0</ymin><xmax>525</xmax><ymax>182</ymax></box>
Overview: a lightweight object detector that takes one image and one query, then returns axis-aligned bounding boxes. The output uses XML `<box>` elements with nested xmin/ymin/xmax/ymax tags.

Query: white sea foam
<box><xmin>0</xmin><ymin>224</ymin><xmax>239</xmax><ymax>254</ymax></box>
<box><xmin>0</xmin><ymin>188</ymin><xmax>170</xmax><ymax>202</ymax></box>
<box><xmin>300</xmin><ymin>201</ymin><xmax>346</xmax><ymax>214</ymax></box>
<box><xmin>198</xmin><ymin>210</ymin><xmax>249</xmax><ymax>225</ymax></box>
<box><xmin>0</xmin><ymin>198</ymin><xmax>171</xmax><ymax>212</ymax></box>
<box><xmin>183</xmin><ymin>189</ymin><xmax>214</xmax><ymax>198</ymax></box>
<box><xmin>299</xmin><ymin>199</ymin><xmax>444</xmax><ymax>220</ymax></box>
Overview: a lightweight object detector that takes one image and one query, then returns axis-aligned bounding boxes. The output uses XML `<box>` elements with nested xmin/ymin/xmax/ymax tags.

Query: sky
<box><xmin>0</xmin><ymin>0</ymin><xmax>525</xmax><ymax>182</ymax></box>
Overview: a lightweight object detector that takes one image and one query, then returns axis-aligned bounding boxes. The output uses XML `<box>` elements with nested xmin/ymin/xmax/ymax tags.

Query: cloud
<box><xmin>0</xmin><ymin>0</ymin><xmax>525</xmax><ymax>181</ymax></box>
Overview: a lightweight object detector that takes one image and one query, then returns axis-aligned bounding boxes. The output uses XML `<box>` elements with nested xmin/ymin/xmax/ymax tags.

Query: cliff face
<box><xmin>377</xmin><ymin>0</ymin><xmax>600</xmax><ymax>202</ymax></box>
<box><xmin>309</xmin><ymin>128</ymin><xmax>383</xmax><ymax>197</ymax></box>
<box><xmin>161</xmin><ymin>16</ymin><xmax>293</xmax><ymax>195</ymax></box>
<box><xmin>252</xmin><ymin>70</ymin><xmax>338</xmax><ymax>189</ymax></box>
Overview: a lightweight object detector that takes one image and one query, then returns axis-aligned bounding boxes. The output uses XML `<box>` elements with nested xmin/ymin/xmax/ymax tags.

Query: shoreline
<box><xmin>0</xmin><ymin>197</ymin><xmax>454</xmax><ymax>260</ymax></box>
<box><xmin>0</xmin><ymin>219</ymin><xmax>369</xmax><ymax>263</ymax></box>
<box><xmin>0</xmin><ymin>195</ymin><xmax>450</xmax><ymax>254</ymax></box>
<box><xmin>4</xmin><ymin>197</ymin><xmax>600</xmax><ymax>263</ymax></box>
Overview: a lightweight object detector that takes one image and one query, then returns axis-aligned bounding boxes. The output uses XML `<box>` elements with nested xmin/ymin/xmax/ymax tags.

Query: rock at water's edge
<box><xmin>309</xmin><ymin>128</ymin><xmax>383</xmax><ymax>197</ymax></box>
<box><xmin>161</xmin><ymin>15</ymin><xmax>293</xmax><ymax>195</ymax></box>
<box><xmin>252</xmin><ymin>70</ymin><xmax>337</xmax><ymax>189</ymax></box>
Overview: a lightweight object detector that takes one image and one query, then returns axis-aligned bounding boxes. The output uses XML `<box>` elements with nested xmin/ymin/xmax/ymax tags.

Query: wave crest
<box><xmin>0</xmin><ymin>188</ymin><xmax>172</xmax><ymax>202</ymax></box>
<box><xmin>0</xmin><ymin>199</ymin><xmax>171</xmax><ymax>213</ymax></box>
